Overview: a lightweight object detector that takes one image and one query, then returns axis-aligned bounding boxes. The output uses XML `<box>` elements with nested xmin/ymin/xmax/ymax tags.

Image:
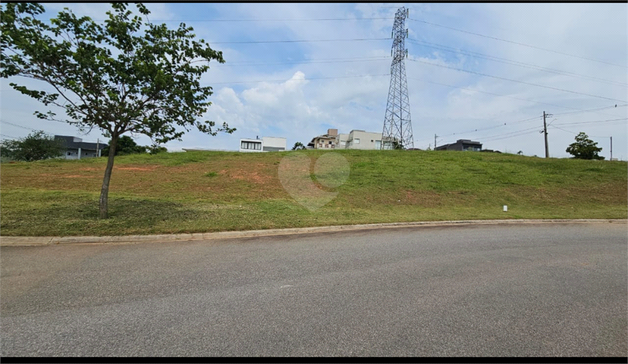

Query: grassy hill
<box><xmin>1</xmin><ymin>149</ymin><xmax>626</xmax><ymax>236</ymax></box>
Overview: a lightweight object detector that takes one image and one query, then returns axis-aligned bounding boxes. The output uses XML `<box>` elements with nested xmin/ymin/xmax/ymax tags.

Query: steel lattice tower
<box><xmin>381</xmin><ymin>7</ymin><xmax>413</xmax><ymax>150</ymax></box>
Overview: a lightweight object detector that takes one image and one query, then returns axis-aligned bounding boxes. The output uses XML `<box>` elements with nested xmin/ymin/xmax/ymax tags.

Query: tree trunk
<box><xmin>99</xmin><ymin>135</ymin><xmax>118</xmax><ymax>219</ymax></box>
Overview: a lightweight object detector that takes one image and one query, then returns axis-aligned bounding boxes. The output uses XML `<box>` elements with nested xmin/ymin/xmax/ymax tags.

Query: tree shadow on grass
<box><xmin>2</xmin><ymin>196</ymin><xmax>202</xmax><ymax>236</ymax></box>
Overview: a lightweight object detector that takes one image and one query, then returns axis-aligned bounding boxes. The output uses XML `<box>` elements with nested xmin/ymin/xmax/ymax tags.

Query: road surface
<box><xmin>1</xmin><ymin>223</ymin><xmax>626</xmax><ymax>357</ymax></box>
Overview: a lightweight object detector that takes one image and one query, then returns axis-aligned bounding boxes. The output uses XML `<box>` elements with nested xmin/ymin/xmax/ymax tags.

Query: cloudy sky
<box><xmin>1</xmin><ymin>2</ymin><xmax>626</xmax><ymax>159</ymax></box>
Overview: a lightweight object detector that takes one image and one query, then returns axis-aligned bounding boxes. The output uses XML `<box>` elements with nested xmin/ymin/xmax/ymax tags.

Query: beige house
<box><xmin>307</xmin><ymin>129</ymin><xmax>339</xmax><ymax>149</ymax></box>
<box><xmin>344</xmin><ymin>130</ymin><xmax>383</xmax><ymax>150</ymax></box>
<box><xmin>336</xmin><ymin>133</ymin><xmax>349</xmax><ymax>148</ymax></box>
<box><xmin>308</xmin><ymin>128</ymin><xmax>386</xmax><ymax>150</ymax></box>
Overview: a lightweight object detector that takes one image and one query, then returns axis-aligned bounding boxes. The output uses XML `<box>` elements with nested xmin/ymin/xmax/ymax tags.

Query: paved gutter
<box><xmin>1</xmin><ymin>219</ymin><xmax>625</xmax><ymax>247</ymax></box>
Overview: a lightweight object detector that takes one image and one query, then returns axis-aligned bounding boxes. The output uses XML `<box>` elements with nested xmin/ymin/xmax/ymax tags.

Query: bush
<box><xmin>0</xmin><ymin>130</ymin><xmax>64</xmax><ymax>161</ymax></box>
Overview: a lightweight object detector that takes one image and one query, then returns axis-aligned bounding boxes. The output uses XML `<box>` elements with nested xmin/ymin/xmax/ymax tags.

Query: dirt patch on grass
<box><xmin>230</xmin><ymin>171</ymin><xmax>268</xmax><ymax>184</ymax></box>
<box><xmin>64</xmin><ymin>175</ymin><xmax>90</xmax><ymax>178</ymax></box>
<box><xmin>116</xmin><ymin>167</ymin><xmax>159</xmax><ymax>171</ymax></box>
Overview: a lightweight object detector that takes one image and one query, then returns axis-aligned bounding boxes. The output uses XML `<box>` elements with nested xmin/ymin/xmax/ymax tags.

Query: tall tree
<box><xmin>1</xmin><ymin>3</ymin><xmax>235</xmax><ymax>218</ymax></box>
<box><xmin>0</xmin><ymin>130</ymin><xmax>65</xmax><ymax>161</ymax></box>
<box><xmin>566</xmin><ymin>132</ymin><xmax>604</xmax><ymax>160</ymax></box>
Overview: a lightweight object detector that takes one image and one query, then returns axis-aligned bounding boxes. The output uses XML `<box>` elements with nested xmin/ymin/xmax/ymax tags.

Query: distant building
<box><xmin>308</xmin><ymin>129</ymin><xmax>339</xmax><ymax>149</ymax></box>
<box><xmin>54</xmin><ymin>135</ymin><xmax>107</xmax><ymax>159</ymax></box>
<box><xmin>435</xmin><ymin>139</ymin><xmax>482</xmax><ymax>152</ymax></box>
<box><xmin>336</xmin><ymin>132</ymin><xmax>349</xmax><ymax>148</ymax></box>
<box><xmin>239</xmin><ymin>136</ymin><xmax>286</xmax><ymax>152</ymax></box>
<box><xmin>344</xmin><ymin>130</ymin><xmax>384</xmax><ymax>150</ymax></box>
<box><xmin>308</xmin><ymin>128</ymin><xmax>386</xmax><ymax>150</ymax></box>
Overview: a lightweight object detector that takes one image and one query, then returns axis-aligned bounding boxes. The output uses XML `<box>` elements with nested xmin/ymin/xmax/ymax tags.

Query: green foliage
<box><xmin>0</xmin><ymin>130</ymin><xmax>64</xmax><ymax>161</ymax></box>
<box><xmin>0</xmin><ymin>3</ymin><xmax>235</xmax><ymax>142</ymax></box>
<box><xmin>292</xmin><ymin>142</ymin><xmax>306</xmax><ymax>150</ymax></box>
<box><xmin>392</xmin><ymin>140</ymin><xmax>404</xmax><ymax>150</ymax></box>
<box><xmin>101</xmin><ymin>135</ymin><xmax>146</xmax><ymax>156</ymax></box>
<box><xmin>566</xmin><ymin>132</ymin><xmax>605</xmax><ymax>160</ymax></box>
<box><xmin>1</xmin><ymin>2</ymin><xmax>235</xmax><ymax>217</ymax></box>
<box><xmin>100</xmin><ymin>136</ymin><xmax>168</xmax><ymax>156</ymax></box>
<box><xmin>204</xmin><ymin>171</ymin><xmax>218</xmax><ymax>177</ymax></box>
<box><xmin>147</xmin><ymin>144</ymin><xmax>168</xmax><ymax>155</ymax></box>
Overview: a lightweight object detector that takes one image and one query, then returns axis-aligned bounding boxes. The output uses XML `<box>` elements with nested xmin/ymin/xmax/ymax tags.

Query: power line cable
<box><xmin>438</xmin><ymin>116</ymin><xmax>541</xmax><ymax>139</ymax></box>
<box><xmin>216</xmin><ymin>57</ymin><xmax>390</xmax><ymax>67</ymax></box>
<box><xmin>222</xmin><ymin>56</ymin><xmax>389</xmax><ymax>65</ymax></box>
<box><xmin>0</xmin><ymin>133</ymin><xmax>18</xmax><ymax>140</ymax></box>
<box><xmin>446</xmin><ymin>125</ymin><xmax>542</xmax><ymax>144</ymax></box>
<box><xmin>405</xmin><ymin>76</ymin><xmax>625</xmax><ymax>118</ymax></box>
<box><xmin>440</xmin><ymin>117</ymin><xmax>626</xmax><ymax>144</ymax></box>
<box><xmin>551</xmin><ymin>104</ymin><xmax>628</xmax><ymax>117</ymax></box>
<box><xmin>209</xmin><ymin>37</ymin><xmax>391</xmax><ymax>44</ymax></box>
<box><xmin>407</xmin><ymin>58</ymin><xmax>627</xmax><ymax>103</ymax></box>
<box><xmin>407</xmin><ymin>39</ymin><xmax>628</xmax><ymax>87</ymax></box>
<box><xmin>407</xmin><ymin>18</ymin><xmax>628</xmax><ymax>69</ymax></box>
<box><xmin>551</xmin><ymin>117</ymin><xmax>627</xmax><ymax>127</ymax></box>
<box><xmin>480</xmin><ymin>117</ymin><xmax>627</xmax><ymax>142</ymax></box>
<box><xmin>482</xmin><ymin>129</ymin><xmax>542</xmax><ymax>142</ymax></box>
<box><xmin>549</xmin><ymin>125</ymin><xmax>609</xmax><ymax>139</ymax></box>
<box><xmin>105</xmin><ymin>17</ymin><xmax>396</xmax><ymax>22</ymax></box>
<box><xmin>0</xmin><ymin>120</ymin><xmax>38</xmax><ymax>131</ymax></box>
<box><xmin>208</xmin><ymin>73</ymin><xmax>390</xmax><ymax>85</ymax></box>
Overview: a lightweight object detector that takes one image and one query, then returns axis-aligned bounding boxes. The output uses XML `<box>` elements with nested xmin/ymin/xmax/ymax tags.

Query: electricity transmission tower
<box><xmin>381</xmin><ymin>7</ymin><xmax>413</xmax><ymax>150</ymax></box>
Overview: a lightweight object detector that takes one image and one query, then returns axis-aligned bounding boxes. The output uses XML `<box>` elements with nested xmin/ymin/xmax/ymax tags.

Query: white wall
<box><xmin>262</xmin><ymin>137</ymin><xmax>286</xmax><ymax>151</ymax></box>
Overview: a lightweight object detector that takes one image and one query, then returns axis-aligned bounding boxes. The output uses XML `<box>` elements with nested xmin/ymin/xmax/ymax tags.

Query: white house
<box><xmin>54</xmin><ymin>135</ymin><xmax>107</xmax><ymax>159</ymax></box>
<box><xmin>239</xmin><ymin>136</ymin><xmax>286</xmax><ymax>152</ymax></box>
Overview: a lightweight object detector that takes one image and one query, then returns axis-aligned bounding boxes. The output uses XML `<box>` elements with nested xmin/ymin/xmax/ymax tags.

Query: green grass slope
<box><xmin>1</xmin><ymin>149</ymin><xmax>626</xmax><ymax>236</ymax></box>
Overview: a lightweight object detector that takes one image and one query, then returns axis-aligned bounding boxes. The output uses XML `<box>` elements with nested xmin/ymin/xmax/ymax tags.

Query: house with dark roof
<box><xmin>435</xmin><ymin>139</ymin><xmax>482</xmax><ymax>152</ymax></box>
<box><xmin>54</xmin><ymin>135</ymin><xmax>107</xmax><ymax>160</ymax></box>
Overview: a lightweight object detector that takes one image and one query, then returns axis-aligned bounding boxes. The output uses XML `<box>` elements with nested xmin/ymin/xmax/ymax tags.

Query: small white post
<box><xmin>77</xmin><ymin>147</ymin><xmax>81</xmax><ymax>160</ymax></box>
<box><xmin>503</xmin><ymin>205</ymin><xmax>508</xmax><ymax>212</ymax></box>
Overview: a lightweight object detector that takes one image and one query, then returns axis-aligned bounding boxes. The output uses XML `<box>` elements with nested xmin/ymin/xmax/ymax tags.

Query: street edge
<box><xmin>1</xmin><ymin>219</ymin><xmax>626</xmax><ymax>247</ymax></box>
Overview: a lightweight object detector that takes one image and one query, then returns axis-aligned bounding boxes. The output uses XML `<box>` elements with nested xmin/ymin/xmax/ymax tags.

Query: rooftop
<box><xmin>54</xmin><ymin>135</ymin><xmax>107</xmax><ymax>151</ymax></box>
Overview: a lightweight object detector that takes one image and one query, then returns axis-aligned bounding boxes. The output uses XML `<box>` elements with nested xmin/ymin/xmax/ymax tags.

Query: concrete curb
<box><xmin>1</xmin><ymin>219</ymin><xmax>625</xmax><ymax>247</ymax></box>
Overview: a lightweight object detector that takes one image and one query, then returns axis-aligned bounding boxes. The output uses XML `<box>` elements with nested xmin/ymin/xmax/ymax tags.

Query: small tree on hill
<box><xmin>566</xmin><ymin>132</ymin><xmax>604</xmax><ymax>160</ymax></box>
<box><xmin>147</xmin><ymin>144</ymin><xmax>168</xmax><ymax>154</ymax></box>
<box><xmin>101</xmin><ymin>135</ymin><xmax>146</xmax><ymax>156</ymax></box>
<box><xmin>1</xmin><ymin>3</ymin><xmax>235</xmax><ymax>218</ymax></box>
<box><xmin>0</xmin><ymin>130</ymin><xmax>65</xmax><ymax>161</ymax></box>
<box><xmin>292</xmin><ymin>141</ymin><xmax>306</xmax><ymax>150</ymax></box>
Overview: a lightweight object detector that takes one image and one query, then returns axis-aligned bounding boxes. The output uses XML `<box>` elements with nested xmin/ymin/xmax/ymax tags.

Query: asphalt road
<box><xmin>1</xmin><ymin>223</ymin><xmax>626</xmax><ymax>357</ymax></box>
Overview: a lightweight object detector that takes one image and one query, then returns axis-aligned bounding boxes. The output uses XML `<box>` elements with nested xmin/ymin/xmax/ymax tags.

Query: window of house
<box><xmin>354</xmin><ymin>138</ymin><xmax>360</xmax><ymax>144</ymax></box>
<box><xmin>375</xmin><ymin>140</ymin><xmax>381</xmax><ymax>149</ymax></box>
<box><xmin>329</xmin><ymin>141</ymin><xmax>333</xmax><ymax>144</ymax></box>
<box><xmin>67</xmin><ymin>152</ymin><xmax>71</xmax><ymax>155</ymax></box>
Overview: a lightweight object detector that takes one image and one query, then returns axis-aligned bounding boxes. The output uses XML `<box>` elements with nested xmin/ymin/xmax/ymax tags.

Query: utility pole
<box><xmin>434</xmin><ymin>134</ymin><xmax>437</xmax><ymax>149</ymax></box>
<box><xmin>610</xmin><ymin>136</ymin><xmax>613</xmax><ymax>160</ymax></box>
<box><xmin>96</xmin><ymin>138</ymin><xmax>100</xmax><ymax>157</ymax></box>
<box><xmin>543</xmin><ymin>111</ymin><xmax>551</xmax><ymax>158</ymax></box>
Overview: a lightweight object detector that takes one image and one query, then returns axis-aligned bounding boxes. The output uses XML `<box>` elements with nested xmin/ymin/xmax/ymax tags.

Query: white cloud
<box><xmin>1</xmin><ymin>3</ymin><xmax>626</xmax><ymax>158</ymax></box>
